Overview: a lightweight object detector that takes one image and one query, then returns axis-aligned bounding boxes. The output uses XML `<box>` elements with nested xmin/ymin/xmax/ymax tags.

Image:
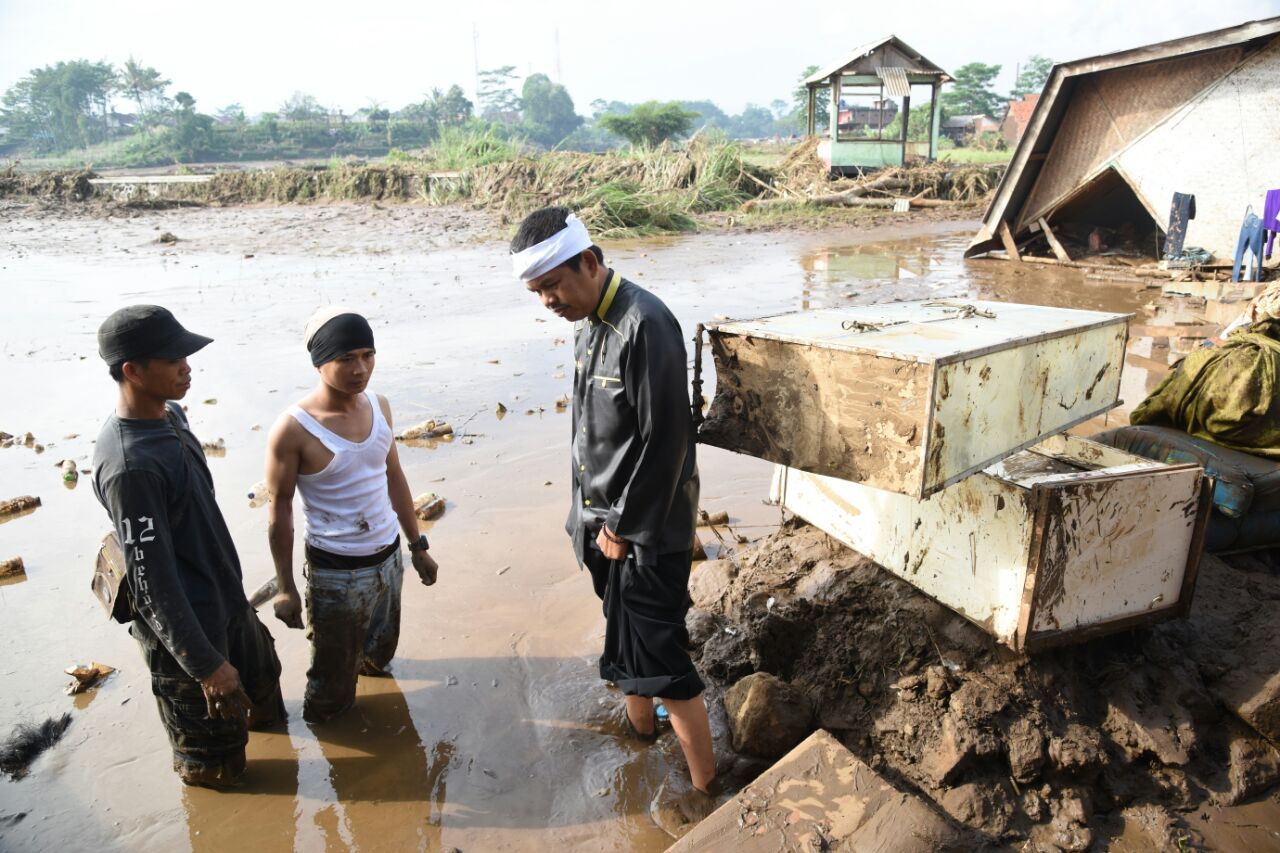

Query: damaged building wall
<box><xmin>1018</xmin><ymin>48</ymin><xmax>1245</xmax><ymax>231</ymax></box>
<box><xmin>967</xmin><ymin>17</ymin><xmax>1280</xmax><ymax>261</ymax></box>
<box><xmin>1112</xmin><ymin>37</ymin><xmax>1280</xmax><ymax>262</ymax></box>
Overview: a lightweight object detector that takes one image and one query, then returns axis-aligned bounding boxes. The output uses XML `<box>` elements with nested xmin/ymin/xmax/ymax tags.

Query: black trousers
<box><xmin>132</xmin><ymin>609</ymin><xmax>285</xmax><ymax>769</ymax></box>
<box><xmin>583</xmin><ymin>546</ymin><xmax>705</xmax><ymax>701</ymax></box>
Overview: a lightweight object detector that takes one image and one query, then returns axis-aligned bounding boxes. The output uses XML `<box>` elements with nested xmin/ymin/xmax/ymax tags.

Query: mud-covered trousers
<box><xmin>584</xmin><ymin>544</ymin><xmax>705</xmax><ymax>701</ymax></box>
<box><xmin>303</xmin><ymin>549</ymin><xmax>403</xmax><ymax>722</ymax></box>
<box><xmin>131</xmin><ymin>608</ymin><xmax>286</xmax><ymax>773</ymax></box>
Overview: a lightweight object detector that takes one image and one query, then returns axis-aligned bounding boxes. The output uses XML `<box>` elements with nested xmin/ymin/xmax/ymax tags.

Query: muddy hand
<box><xmin>596</xmin><ymin>526</ymin><xmax>630</xmax><ymax>561</ymax></box>
<box><xmin>273</xmin><ymin>589</ymin><xmax>304</xmax><ymax>629</ymax></box>
<box><xmin>412</xmin><ymin>550</ymin><xmax>438</xmax><ymax>586</ymax></box>
<box><xmin>200</xmin><ymin>660</ymin><xmax>252</xmax><ymax>723</ymax></box>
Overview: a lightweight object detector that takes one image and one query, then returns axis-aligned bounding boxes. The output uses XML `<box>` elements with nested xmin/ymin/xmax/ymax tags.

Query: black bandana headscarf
<box><xmin>307</xmin><ymin>313</ymin><xmax>375</xmax><ymax>367</ymax></box>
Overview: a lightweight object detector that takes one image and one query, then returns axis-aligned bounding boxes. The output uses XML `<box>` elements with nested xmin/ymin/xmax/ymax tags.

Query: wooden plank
<box><xmin>1038</xmin><ymin>216</ymin><xmax>1072</xmax><ymax>262</ymax></box>
<box><xmin>998</xmin><ymin>220</ymin><xmax>1022</xmax><ymax>262</ymax></box>
<box><xmin>1125</xmin><ymin>352</ymin><xmax>1172</xmax><ymax>373</ymax></box>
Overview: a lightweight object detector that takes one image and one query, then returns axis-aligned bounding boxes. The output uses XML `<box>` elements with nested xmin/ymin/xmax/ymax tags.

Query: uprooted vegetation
<box><xmin>690</xmin><ymin>521</ymin><xmax>1280</xmax><ymax>849</ymax></box>
<box><xmin>1</xmin><ymin>133</ymin><xmax>1005</xmax><ymax>237</ymax></box>
<box><xmin>0</xmin><ymin>714</ymin><xmax>72</xmax><ymax>781</ymax></box>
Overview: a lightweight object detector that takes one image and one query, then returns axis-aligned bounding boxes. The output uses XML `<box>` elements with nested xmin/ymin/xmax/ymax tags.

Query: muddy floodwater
<box><xmin>0</xmin><ymin>203</ymin><xmax>1191</xmax><ymax>851</ymax></box>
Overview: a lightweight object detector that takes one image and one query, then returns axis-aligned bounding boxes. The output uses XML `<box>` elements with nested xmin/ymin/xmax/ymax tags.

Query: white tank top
<box><xmin>287</xmin><ymin>390</ymin><xmax>398</xmax><ymax>555</ymax></box>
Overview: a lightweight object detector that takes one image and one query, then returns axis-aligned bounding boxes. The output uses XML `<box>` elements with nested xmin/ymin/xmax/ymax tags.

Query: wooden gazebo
<box><xmin>804</xmin><ymin>36</ymin><xmax>950</xmax><ymax>173</ymax></box>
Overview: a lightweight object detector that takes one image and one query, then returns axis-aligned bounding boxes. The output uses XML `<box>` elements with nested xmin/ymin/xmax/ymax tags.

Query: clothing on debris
<box><xmin>1232</xmin><ymin>210</ymin><xmax>1265</xmax><ymax>283</ymax></box>
<box><xmin>1165</xmin><ymin>192</ymin><xmax>1196</xmax><ymax>258</ymax></box>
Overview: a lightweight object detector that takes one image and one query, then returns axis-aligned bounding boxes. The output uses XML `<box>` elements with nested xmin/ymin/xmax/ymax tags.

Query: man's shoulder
<box><xmin>93</xmin><ymin>414</ymin><xmax>174</xmax><ymax>478</ymax></box>
<box><xmin>616</xmin><ymin>279</ymin><xmax>680</xmax><ymax>335</ymax></box>
<box><xmin>92</xmin><ymin>430</ymin><xmax>170</xmax><ymax>503</ymax></box>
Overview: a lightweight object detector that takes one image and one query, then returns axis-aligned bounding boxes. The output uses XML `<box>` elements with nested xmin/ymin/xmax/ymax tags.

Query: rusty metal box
<box><xmin>771</xmin><ymin>435</ymin><xmax>1210</xmax><ymax>651</ymax></box>
<box><xmin>699</xmin><ymin>300</ymin><xmax>1131</xmax><ymax>498</ymax></box>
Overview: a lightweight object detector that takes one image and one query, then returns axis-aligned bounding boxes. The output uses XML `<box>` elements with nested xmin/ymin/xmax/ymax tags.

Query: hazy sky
<box><xmin>2</xmin><ymin>0</ymin><xmax>1277</xmax><ymax>116</ymax></box>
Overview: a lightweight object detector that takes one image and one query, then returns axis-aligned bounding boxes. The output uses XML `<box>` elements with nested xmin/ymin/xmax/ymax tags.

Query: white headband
<box><xmin>304</xmin><ymin>304</ymin><xmax>355</xmax><ymax>347</ymax></box>
<box><xmin>511</xmin><ymin>213</ymin><xmax>592</xmax><ymax>281</ymax></box>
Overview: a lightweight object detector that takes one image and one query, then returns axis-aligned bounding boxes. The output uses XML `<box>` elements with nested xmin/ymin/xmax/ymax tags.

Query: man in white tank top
<box><xmin>264</xmin><ymin>307</ymin><xmax>440</xmax><ymax>723</ymax></box>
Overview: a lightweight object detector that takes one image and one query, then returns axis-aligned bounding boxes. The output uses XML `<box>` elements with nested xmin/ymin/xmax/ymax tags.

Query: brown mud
<box><xmin>0</xmin><ymin>200</ymin><xmax>1261</xmax><ymax>851</ymax></box>
<box><xmin>693</xmin><ymin>521</ymin><xmax>1280</xmax><ymax>850</ymax></box>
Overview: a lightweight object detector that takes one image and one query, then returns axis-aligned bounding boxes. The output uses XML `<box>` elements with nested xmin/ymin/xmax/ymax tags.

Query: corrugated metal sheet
<box><xmin>876</xmin><ymin>67</ymin><xmax>911</xmax><ymax>98</ymax></box>
<box><xmin>1117</xmin><ymin>37</ymin><xmax>1280</xmax><ymax>261</ymax></box>
<box><xmin>1019</xmin><ymin>48</ymin><xmax>1243</xmax><ymax>229</ymax></box>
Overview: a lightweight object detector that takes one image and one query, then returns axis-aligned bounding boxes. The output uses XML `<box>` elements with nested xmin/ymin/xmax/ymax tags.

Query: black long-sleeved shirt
<box><xmin>92</xmin><ymin>402</ymin><xmax>248</xmax><ymax>680</ymax></box>
<box><xmin>567</xmin><ymin>271</ymin><xmax>699</xmax><ymax>565</ymax></box>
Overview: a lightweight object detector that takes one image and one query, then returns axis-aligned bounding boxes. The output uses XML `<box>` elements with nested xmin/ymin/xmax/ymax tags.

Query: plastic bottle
<box><xmin>60</xmin><ymin>460</ymin><xmax>78</xmax><ymax>484</ymax></box>
<box><xmin>247</xmin><ymin>480</ymin><xmax>273</xmax><ymax>508</ymax></box>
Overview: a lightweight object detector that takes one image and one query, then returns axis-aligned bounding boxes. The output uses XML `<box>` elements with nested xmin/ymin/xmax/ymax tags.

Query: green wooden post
<box><xmin>928</xmin><ymin>81</ymin><xmax>942</xmax><ymax>160</ymax></box>
<box><xmin>830</xmin><ymin>74</ymin><xmax>840</xmax><ymax>143</ymax></box>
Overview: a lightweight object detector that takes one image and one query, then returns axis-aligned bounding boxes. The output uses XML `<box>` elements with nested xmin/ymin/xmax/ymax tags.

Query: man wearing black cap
<box><xmin>264</xmin><ymin>306</ymin><xmax>439</xmax><ymax>723</ymax></box>
<box><xmin>92</xmin><ymin>305</ymin><xmax>285</xmax><ymax>789</ymax></box>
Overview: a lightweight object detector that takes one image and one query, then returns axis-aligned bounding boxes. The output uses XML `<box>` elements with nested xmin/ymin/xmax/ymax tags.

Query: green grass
<box><xmin>11</xmin><ymin>138</ymin><xmax>142</xmax><ymax>170</ymax></box>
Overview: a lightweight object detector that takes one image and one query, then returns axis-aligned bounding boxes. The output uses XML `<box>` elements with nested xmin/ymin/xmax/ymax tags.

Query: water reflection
<box><xmin>303</xmin><ymin>676</ymin><xmax>448</xmax><ymax>851</ymax></box>
<box><xmin>183</xmin><ymin>728</ymin><xmax>300</xmax><ymax>853</ymax></box>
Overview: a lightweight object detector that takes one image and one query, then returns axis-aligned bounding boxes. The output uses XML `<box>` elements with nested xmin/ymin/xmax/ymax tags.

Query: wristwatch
<box><xmin>408</xmin><ymin>534</ymin><xmax>430</xmax><ymax>553</ymax></box>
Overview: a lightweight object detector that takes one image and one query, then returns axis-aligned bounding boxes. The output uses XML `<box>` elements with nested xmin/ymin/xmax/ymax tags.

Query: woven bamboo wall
<box><xmin>1117</xmin><ymin>38</ymin><xmax>1280</xmax><ymax>261</ymax></box>
<box><xmin>1018</xmin><ymin>47</ymin><xmax>1245</xmax><ymax>229</ymax></box>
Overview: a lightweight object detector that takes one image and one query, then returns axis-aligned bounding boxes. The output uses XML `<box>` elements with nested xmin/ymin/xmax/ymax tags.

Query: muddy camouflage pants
<box><xmin>303</xmin><ymin>549</ymin><xmax>403</xmax><ymax>722</ymax></box>
<box><xmin>132</xmin><ymin>609</ymin><xmax>285</xmax><ymax>773</ymax></box>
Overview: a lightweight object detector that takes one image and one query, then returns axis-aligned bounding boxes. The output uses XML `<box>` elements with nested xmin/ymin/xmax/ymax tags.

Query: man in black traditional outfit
<box><xmin>512</xmin><ymin>207</ymin><xmax>716</xmax><ymax>829</ymax></box>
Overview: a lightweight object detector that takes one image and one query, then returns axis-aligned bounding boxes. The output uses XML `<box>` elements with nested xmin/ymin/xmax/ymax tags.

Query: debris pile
<box><xmin>0</xmin><ymin>495</ymin><xmax>41</xmax><ymax>521</ymax></box>
<box><xmin>413</xmin><ymin>493</ymin><xmax>446</xmax><ymax>521</ymax></box>
<box><xmin>745</xmin><ymin>137</ymin><xmax>1003</xmax><ymax>211</ymax></box>
<box><xmin>691</xmin><ymin>520</ymin><xmax>1280</xmax><ymax>848</ymax></box>
<box><xmin>0</xmin><ymin>166</ymin><xmax>95</xmax><ymax>202</ymax></box>
<box><xmin>63</xmin><ymin>662</ymin><xmax>115</xmax><ymax>696</ymax></box>
<box><xmin>0</xmin><ymin>557</ymin><xmax>25</xmax><ymax>580</ymax></box>
<box><xmin>0</xmin><ymin>715</ymin><xmax>72</xmax><ymax>781</ymax></box>
<box><xmin>397</xmin><ymin>420</ymin><xmax>453</xmax><ymax>441</ymax></box>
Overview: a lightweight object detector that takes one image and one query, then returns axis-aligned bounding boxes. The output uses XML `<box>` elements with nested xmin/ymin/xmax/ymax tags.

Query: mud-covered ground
<box><xmin>0</xmin><ymin>197</ymin><xmax>1253</xmax><ymax>851</ymax></box>
<box><xmin>690</xmin><ymin>521</ymin><xmax>1280</xmax><ymax>850</ymax></box>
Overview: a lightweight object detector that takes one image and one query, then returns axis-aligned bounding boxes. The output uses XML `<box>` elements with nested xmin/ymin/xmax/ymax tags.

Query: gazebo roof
<box><xmin>804</xmin><ymin>36</ymin><xmax>950</xmax><ymax>87</ymax></box>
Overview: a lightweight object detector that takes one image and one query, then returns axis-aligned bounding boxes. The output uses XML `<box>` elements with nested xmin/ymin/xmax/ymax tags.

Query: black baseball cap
<box><xmin>97</xmin><ymin>305</ymin><xmax>213</xmax><ymax>365</ymax></box>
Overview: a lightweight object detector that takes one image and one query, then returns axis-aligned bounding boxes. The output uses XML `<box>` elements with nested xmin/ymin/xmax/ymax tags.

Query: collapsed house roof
<box><xmin>967</xmin><ymin>16</ymin><xmax>1280</xmax><ymax>261</ymax></box>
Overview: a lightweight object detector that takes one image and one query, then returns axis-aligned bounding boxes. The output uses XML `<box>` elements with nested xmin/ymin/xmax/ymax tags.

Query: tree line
<box><xmin>0</xmin><ymin>54</ymin><xmax>1053</xmax><ymax>165</ymax></box>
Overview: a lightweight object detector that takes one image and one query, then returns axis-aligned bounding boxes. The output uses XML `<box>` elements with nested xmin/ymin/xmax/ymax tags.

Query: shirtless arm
<box><xmin>380</xmin><ymin>395</ymin><xmax>438</xmax><ymax>586</ymax></box>
<box><xmin>265</xmin><ymin>416</ymin><xmax>305</xmax><ymax>628</ymax></box>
